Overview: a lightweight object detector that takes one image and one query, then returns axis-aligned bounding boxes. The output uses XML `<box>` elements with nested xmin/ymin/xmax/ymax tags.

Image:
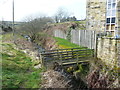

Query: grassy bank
<box><xmin>54</xmin><ymin>37</ymin><xmax>87</xmax><ymax>49</ymax></box>
<box><xmin>2</xmin><ymin>43</ymin><xmax>42</xmax><ymax>88</ymax></box>
<box><xmin>1</xmin><ymin>33</ymin><xmax>43</xmax><ymax>88</ymax></box>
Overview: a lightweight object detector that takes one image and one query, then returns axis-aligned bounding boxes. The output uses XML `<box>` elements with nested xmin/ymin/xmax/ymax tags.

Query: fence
<box><xmin>71</xmin><ymin>30</ymin><xmax>97</xmax><ymax>49</ymax></box>
<box><xmin>54</xmin><ymin>30</ymin><xmax>67</xmax><ymax>39</ymax></box>
<box><xmin>53</xmin><ymin>29</ymin><xmax>103</xmax><ymax>49</ymax></box>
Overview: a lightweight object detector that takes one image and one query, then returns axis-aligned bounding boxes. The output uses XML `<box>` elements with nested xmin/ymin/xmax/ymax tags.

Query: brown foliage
<box><xmin>87</xmin><ymin>69</ymin><xmax>108</xmax><ymax>88</ymax></box>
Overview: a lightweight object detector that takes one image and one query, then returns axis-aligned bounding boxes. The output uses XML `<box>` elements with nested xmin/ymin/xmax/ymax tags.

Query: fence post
<box><xmin>40</xmin><ymin>53</ymin><xmax>44</xmax><ymax>67</ymax></box>
<box><xmin>86</xmin><ymin>49</ymin><xmax>88</xmax><ymax>56</ymax></box>
<box><xmin>94</xmin><ymin>32</ymin><xmax>98</xmax><ymax>58</ymax></box>
<box><xmin>76</xmin><ymin>51</ymin><xmax>79</xmax><ymax>65</ymax></box>
<box><xmin>71</xmin><ymin>49</ymin><xmax>74</xmax><ymax>59</ymax></box>
<box><xmin>60</xmin><ymin>53</ymin><xmax>63</xmax><ymax>66</ymax></box>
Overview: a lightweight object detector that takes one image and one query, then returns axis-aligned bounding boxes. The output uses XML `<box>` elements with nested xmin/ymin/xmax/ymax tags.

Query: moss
<box><xmin>77</xmin><ymin>64</ymin><xmax>89</xmax><ymax>76</ymax></box>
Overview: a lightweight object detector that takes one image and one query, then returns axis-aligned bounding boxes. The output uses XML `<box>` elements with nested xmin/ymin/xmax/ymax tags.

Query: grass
<box><xmin>1</xmin><ymin>32</ymin><xmax>25</xmax><ymax>42</ymax></box>
<box><xmin>54</xmin><ymin>37</ymin><xmax>87</xmax><ymax>49</ymax></box>
<box><xmin>1</xmin><ymin>43</ymin><xmax>42</xmax><ymax>88</ymax></box>
<box><xmin>73</xmin><ymin>20</ymin><xmax>86</xmax><ymax>24</ymax></box>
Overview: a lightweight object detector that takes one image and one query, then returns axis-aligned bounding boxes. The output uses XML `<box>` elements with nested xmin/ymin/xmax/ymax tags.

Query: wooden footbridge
<box><xmin>40</xmin><ymin>48</ymin><xmax>94</xmax><ymax>67</ymax></box>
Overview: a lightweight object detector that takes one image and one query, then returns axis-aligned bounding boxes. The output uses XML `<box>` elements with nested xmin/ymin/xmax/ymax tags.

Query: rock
<box><xmin>34</xmin><ymin>64</ymin><xmax>42</xmax><ymax>69</ymax></box>
<box><xmin>36</xmin><ymin>56</ymin><xmax>39</xmax><ymax>60</ymax></box>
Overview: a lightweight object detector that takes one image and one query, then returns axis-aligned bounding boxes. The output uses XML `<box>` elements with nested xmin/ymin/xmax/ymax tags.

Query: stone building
<box><xmin>86</xmin><ymin>0</ymin><xmax>120</xmax><ymax>68</ymax></box>
<box><xmin>86</xmin><ymin>0</ymin><xmax>120</xmax><ymax>37</ymax></box>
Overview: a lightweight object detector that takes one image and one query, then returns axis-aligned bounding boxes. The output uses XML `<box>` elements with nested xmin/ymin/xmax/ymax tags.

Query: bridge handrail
<box><xmin>41</xmin><ymin>48</ymin><xmax>94</xmax><ymax>55</ymax></box>
<box><xmin>41</xmin><ymin>47</ymin><xmax>87</xmax><ymax>53</ymax></box>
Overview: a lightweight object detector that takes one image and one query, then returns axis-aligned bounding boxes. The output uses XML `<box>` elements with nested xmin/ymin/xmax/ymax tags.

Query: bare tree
<box><xmin>54</xmin><ymin>7</ymin><xmax>71</xmax><ymax>23</ymax></box>
<box><xmin>20</xmin><ymin>16</ymin><xmax>53</xmax><ymax>42</ymax></box>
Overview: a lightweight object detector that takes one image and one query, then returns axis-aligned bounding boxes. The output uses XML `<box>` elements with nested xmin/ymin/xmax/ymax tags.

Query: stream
<box><xmin>23</xmin><ymin>35</ymin><xmax>88</xmax><ymax>89</ymax></box>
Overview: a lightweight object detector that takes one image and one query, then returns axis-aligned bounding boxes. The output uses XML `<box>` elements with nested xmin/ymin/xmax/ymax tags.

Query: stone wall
<box><xmin>86</xmin><ymin>0</ymin><xmax>106</xmax><ymax>31</ymax></box>
<box><xmin>97</xmin><ymin>38</ymin><xmax>119</xmax><ymax>68</ymax></box>
<box><xmin>117</xmin><ymin>40</ymin><xmax>120</xmax><ymax>66</ymax></box>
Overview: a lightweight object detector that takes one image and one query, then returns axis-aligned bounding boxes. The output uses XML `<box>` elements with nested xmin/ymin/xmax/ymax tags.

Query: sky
<box><xmin>0</xmin><ymin>0</ymin><xmax>86</xmax><ymax>21</ymax></box>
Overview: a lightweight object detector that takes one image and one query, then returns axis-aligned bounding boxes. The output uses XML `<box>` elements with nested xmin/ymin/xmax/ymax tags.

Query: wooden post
<box><xmin>86</xmin><ymin>49</ymin><xmax>87</xmax><ymax>56</ymax></box>
<box><xmin>57</xmin><ymin>49</ymin><xmax>59</xmax><ymax>62</ymax></box>
<box><xmin>40</xmin><ymin>53</ymin><xmax>44</xmax><ymax>67</ymax></box>
<box><xmin>67</xmin><ymin>51</ymin><xmax>69</xmax><ymax>60</ymax></box>
<box><xmin>60</xmin><ymin>53</ymin><xmax>63</xmax><ymax>66</ymax></box>
<box><xmin>76</xmin><ymin>51</ymin><xmax>79</xmax><ymax>65</ymax></box>
<box><xmin>71</xmin><ymin>49</ymin><xmax>74</xmax><ymax>59</ymax></box>
<box><xmin>94</xmin><ymin>32</ymin><xmax>98</xmax><ymax>58</ymax></box>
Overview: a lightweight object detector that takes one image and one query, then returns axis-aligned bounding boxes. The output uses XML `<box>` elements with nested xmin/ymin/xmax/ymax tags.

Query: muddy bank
<box><xmin>41</xmin><ymin>63</ymin><xmax>88</xmax><ymax>89</ymax></box>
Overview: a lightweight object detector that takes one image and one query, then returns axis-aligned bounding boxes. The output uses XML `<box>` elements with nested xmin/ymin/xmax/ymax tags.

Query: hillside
<box><xmin>1</xmin><ymin>33</ymin><xmax>43</xmax><ymax>88</ymax></box>
<box><xmin>44</xmin><ymin>21</ymin><xmax>86</xmax><ymax>36</ymax></box>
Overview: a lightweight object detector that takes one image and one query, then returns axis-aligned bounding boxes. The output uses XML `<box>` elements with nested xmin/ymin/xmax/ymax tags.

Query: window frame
<box><xmin>106</xmin><ymin>0</ymin><xmax>117</xmax><ymax>31</ymax></box>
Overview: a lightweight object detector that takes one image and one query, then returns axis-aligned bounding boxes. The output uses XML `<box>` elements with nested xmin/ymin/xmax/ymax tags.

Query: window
<box><xmin>112</xmin><ymin>3</ymin><xmax>116</xmax><ymax>9</ymax></box>
<box><xmin>111</xmin><ymin>24</ymin><xmax>115</xmax><ymax>30</ymax></box>
<box><xmin>108</xmin><ymin>0</ymin><xmax>111</xmax><ymax>3</ymax></box>
<box><xmin>112</xmin><ymin>10</ymin><xmax>116</xmax><ymax>16</ymax></box>
<box><xmin>107</xmin><ymin>18</ymin><xmax>110</xmax><ymax>23</ymax></box>
<box><xmin>106</xmin><ymin>25</ymin><xmax>110</xmax><ymax>30</ymax></box>
<box><xmin>107</xmin><ymin>10</ymin><xmax>111</xmax><ymax>16</ymax></box>
<box><xmin>108</xmin><ymin>4</ymin><xmax>111</xmax><ymax>9</ymax></box>
<box><xmin>106</xmin><ymin>0</ymin><xmax>116</xmax><ymax>31</ymax></box>
<box><xmin>112</xmin><ymin>0</ymin><xmax>116</xmax><ymax>3</ymax></box>
<box><xmin>111</xmin><ymin>17</ymin><xmax>115</xmax><ymax>23</ymax></box>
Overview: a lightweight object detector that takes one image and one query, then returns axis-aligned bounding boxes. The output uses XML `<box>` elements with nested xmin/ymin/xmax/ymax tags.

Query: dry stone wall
<box><xmin>97</xmin><ymin>38</ymin><xmax>119</xmax><ymax>68</ymax></box>
<box><xmin>117</xmin><ymin>40</ymin><xmax>120</xmax><ymax>66</ymax></box>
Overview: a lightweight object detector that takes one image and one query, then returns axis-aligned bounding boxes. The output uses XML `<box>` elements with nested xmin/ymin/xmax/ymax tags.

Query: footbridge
<box><xmin>40</xmin><ymin>48</ymin><xmax>94</xmax><ymax>67</ymax></box>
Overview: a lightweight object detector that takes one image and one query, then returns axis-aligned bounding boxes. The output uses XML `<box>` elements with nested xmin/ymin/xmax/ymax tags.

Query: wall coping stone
<box><xmin>99</xmin><ymin>37</ymin><xmax>120</xmax><ymax>40</ymax></box>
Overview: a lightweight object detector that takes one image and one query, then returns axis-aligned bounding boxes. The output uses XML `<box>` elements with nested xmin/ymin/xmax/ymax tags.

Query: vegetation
<box><xmin>1</xmin><ymin>43</ymin><xmax>42</xmax><ymax>88</ymax></box>
<box><xmin>2</xmin><ymin>32</ymin><xmax>25</xmax><ymax>42</ymax></box>
<box><xmin>54</xmin><ymin>37</ymin><xmax>87</xmax><ymax>49</ymax></box>
<box><xmin>54</xmin><ymin>37</ymin><xmax>79</xmax><ymax>48</ymax></box>
<box><xmin>77</xmin><ymin>64</ymin><xmax>89</xmax><ymax>76</ymax></box>
<box><xmin>1</xmin><ymin>32</ymin><xmax>43</xmax><ymax>88</ymax></box>
<box><xmin>73</xmin><ymin>21</ymin><xmax>86</xmax><ymax>30</ymax></box>
<box><xmin>74</xmin><ymin>20</ymin><xmax>86</xmax><ymax>24</ymax></box>
<box><xmin>18</xmin><ymin>16</ymin><xmax>53</xmax><ymax>42</ymax></box>
<box><xmin>86</xmin><ymin>58</ymin><xmax>119</xmax><ymax>88</ymax></box>
<box><xmin>53</xmin><ymin>7</ymin><xmax>72</xmax><ymax>23</ymax></box>
<box><xmin>66</xmin><ymin>28</ymin><xmax>72</xmax><ymax>41</ymax></box>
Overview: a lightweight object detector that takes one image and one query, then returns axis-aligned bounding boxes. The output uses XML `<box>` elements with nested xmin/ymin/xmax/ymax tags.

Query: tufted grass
<box><xmin>1</xmin><ymin>43</ymin><xmax>42</xmax><ymax>88</ymax></box>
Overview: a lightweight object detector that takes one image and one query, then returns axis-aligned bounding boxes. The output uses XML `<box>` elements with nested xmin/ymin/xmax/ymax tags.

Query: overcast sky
<box><xmin>0</xmin><ymin>0</ymin><xmax>86</xmax><ymax>21</ymax></box>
